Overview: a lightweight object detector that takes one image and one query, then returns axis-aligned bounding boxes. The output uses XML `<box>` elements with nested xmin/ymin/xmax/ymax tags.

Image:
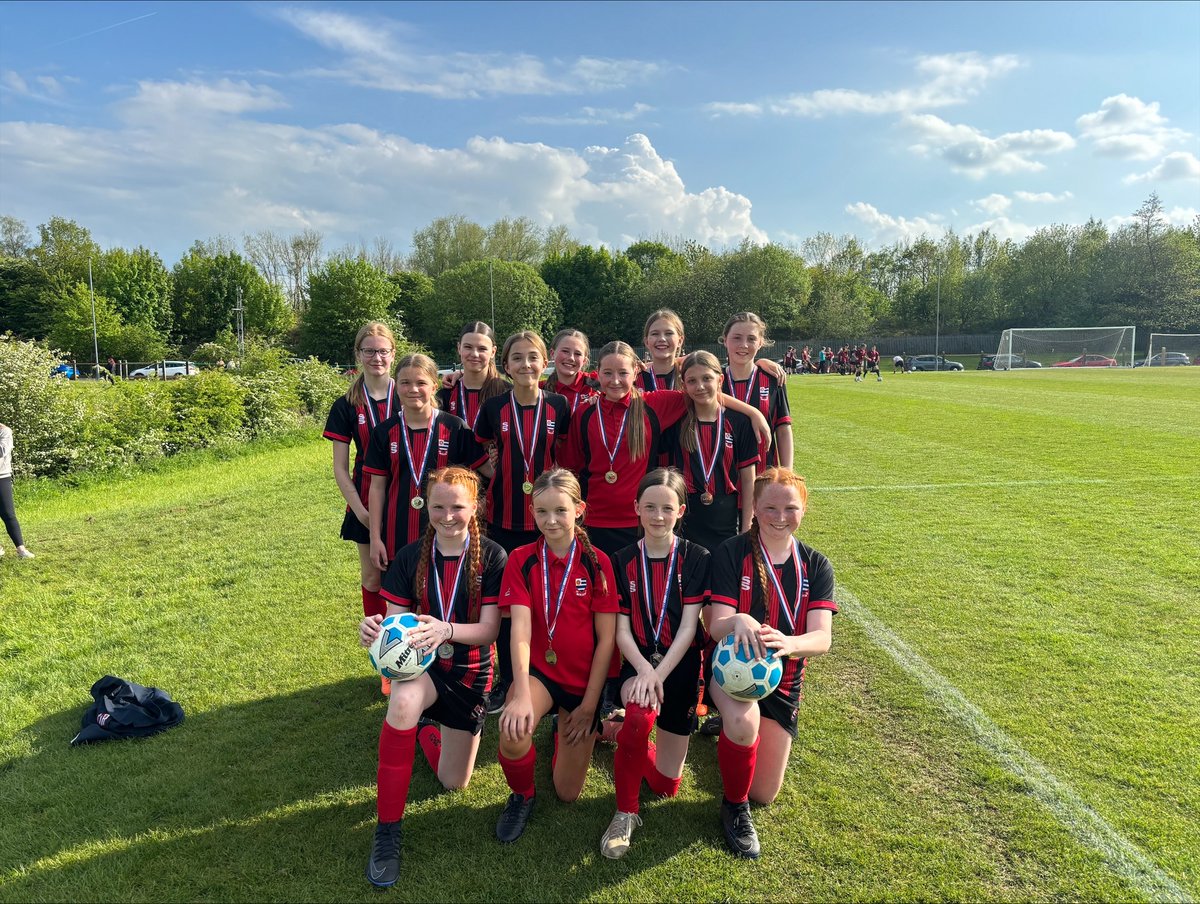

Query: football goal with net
<box><xmin>995</xmin><ymin>326</ymin><xmax>1136</xmax><ymax>368</ymax></box>
<box><xmin>1142</xmin><ymin>333</ymin><xmax>1200</xmax><ymax>367</ymax></box>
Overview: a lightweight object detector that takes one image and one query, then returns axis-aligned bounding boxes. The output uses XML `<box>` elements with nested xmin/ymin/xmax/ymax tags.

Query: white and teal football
<box><xmin>711</xmin><ymin>633</ymin><xmax>783</xmax><ymax>702</ymax></box>
<box><xmin>368</xmin><ymin>613</ymin><xmax>434</xmax><ymax>681</ymax></box>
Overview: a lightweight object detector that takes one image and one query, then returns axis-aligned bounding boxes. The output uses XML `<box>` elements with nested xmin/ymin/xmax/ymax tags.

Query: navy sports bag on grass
<box><xmin>70</xmin><ymin>675</ymin><xmax>185</xmax><ymax>746</ymax></box>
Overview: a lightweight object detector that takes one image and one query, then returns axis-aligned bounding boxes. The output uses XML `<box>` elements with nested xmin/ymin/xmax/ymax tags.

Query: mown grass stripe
<box><xmin>836</xmin><ymin>584</ymin><xmax>1189</xmax><ymax>904</ymax></box>
<box><xmin>817</xmin><ymin>475</ymin><xmax>1193</xmax><ymax>493</ymax></box>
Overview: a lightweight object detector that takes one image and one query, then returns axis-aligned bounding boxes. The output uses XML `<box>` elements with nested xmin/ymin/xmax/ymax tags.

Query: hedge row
<box><xmin>0</xmin><ymin>335</ymin><xmax>347</xmax><ymax>479</ymax></box>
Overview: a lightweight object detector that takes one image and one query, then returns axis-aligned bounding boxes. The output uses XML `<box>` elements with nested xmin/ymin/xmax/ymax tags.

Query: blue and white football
<box><xmin>368</xmin><ymin>613</ymin><xmax>434</xmax><ymax>681</ymax></box>
<box><xmin>711</xmin><ymin>633</ymin><xmax>783</xmax><ymax>702</ymax></box>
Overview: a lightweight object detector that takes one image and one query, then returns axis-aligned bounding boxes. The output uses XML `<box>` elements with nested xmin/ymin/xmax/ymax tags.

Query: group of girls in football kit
<box><xmin>324</xmin><ymin>308</ymin><xmax>837</xmax><ymax>886</ymax></box>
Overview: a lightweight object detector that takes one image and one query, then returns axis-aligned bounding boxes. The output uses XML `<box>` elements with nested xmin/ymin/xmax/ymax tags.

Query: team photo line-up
<box><xmin>321</xmin><ymin>309</ymin><xmax>836</xmax><ymax>886</ymax></box>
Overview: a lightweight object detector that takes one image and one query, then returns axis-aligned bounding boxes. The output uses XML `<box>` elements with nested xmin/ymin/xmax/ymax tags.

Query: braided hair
<box><xmin>532</xmin><ymin>467</ymin><xmax>609</xmax><ymax>597</ymax></box>
<box><xmin>412</xmin><ymin>467</ymin><xmax>485</xmax><ymax>623</ymax></box>
<box><xmin>748</xmin><ymin>467</ymin><xmax>809</xmax><ymax>602</ymax></box>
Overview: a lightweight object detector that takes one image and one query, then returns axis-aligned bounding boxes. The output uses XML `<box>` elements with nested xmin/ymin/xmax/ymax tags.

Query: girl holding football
<box><xmin>705</xmin><ymin>468</ymin><xmax>837</xmax><ymax>860</ymax></box>
<box><xmin>357</xmin><ymin>467</ymin><xmax>507</xmax><ymax>886</ymax></box>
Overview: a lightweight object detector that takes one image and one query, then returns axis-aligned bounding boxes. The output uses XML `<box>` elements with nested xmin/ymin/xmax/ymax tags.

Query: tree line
<box><xmin>1</xmin><ymin>196</ymin><xmax>1196</xmax><ymax>366</ymax></box>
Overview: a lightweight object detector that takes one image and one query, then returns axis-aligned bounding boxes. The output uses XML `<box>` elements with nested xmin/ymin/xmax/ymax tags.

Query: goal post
<box><xmin>1143</xmin><ymin>333</ymin><xmax>1200</xmax><ymax>367</ymax></box>
<box><xmin>995</xmin><ymin>326</ymin><xmax>1136</xmax><ymax>368</ymax></box>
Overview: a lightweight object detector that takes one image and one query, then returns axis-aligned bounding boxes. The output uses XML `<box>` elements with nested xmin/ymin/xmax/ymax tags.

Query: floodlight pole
<box><xmin>934</xmin><ymin>260</ymin><xmax>942</xmax><ymax>371</ymax></box>
<box><xmin>88</xmin><ymin>258</ymin><xmax>100</xmax><ymax>379</ymax></box>
<box><xmin>489</xmin><ymin>259</ymin><xmax>496</xmax><ymax>332</ymax></box>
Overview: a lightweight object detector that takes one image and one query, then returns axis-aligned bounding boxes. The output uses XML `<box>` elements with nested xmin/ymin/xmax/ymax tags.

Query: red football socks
<box><xmin>417</xmin><ymin>722</ymin><xmax>442</xmax><ymax>775</ymax></box>
<box><xmin>717</xmin><ymin>731</ymin><xmax>759</xmax><ymax>804</ymax></box>
<box><xmin>377</xmin><ymin>722</ymin><xmax>416</xmax><ymax>822</ymax></box>
<box><xmin>361</xmin><ymin>586</ymin><xmax>386</xmax><ymax>618</ymax></box>
<box><xmin>499</xmin><ymin>745</ymin><xmax>537</xmax><ymax>799</ymax></box>
<box><xmin>614</xmin><ymin>703</ymin><xmax>656</xmax><ymax>813</ymax></box>
<box><xmin>644</xmin><ymin>746</ymin><xmax>683</xmax><ymax>799</ymax></box>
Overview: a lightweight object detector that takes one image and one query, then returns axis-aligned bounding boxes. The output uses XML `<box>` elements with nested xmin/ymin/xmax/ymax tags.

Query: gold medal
<box><xmin>411</xmin><ymin>496</ymin><xmax>425</xmax><ymax>510</ymax></box>
<box><xmin>545</xmin><ymin>648</ymin><xmax>558</xmax><ymax>665</ymax></box>
<box><xmin>700</xmin><ymin>492</ymin><xmax>714</xmax><ymax>505</ymax></box>
<box><xmin>604</xmin><ymin>470</ymin><xmax>618</xmax><ymax>484</ymax></box>
<box><xmin>522</xmin><ymin>480</ymin><xmax>533</xmax><ymax>495</ymax></box>
<box><xmin>437</xmin><ymin>643</ymin><xmax>454</xmax><ymax>659</ymax></box>
<box><xmin>651</xmin><ymin>650</ymin><xmax>664</xmax><ymax>665</ymax></box>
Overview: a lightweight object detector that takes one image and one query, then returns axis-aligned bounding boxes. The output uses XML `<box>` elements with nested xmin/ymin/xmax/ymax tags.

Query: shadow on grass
<box><xmin>1</xmin><ymin>678</ymin><xmax>723</xmax><ymax>902</ymax></box>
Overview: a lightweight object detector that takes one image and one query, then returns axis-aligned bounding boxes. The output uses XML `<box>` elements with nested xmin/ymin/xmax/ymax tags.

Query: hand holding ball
<box><xmin>368</xmin><ymin>613</ymin><xmax>434</xmax><ymax>681</ymax></box>
<box><xmin>711</xmin><ymin>632</ymin><xmax>783</xmax><ymax>702</ymax></box>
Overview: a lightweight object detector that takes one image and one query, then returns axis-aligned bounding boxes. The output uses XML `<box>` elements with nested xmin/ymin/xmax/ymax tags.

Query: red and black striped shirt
<box><xmin>362</xmin><ymin>411</ymin><xmax>485</xmax><ymax>557</ymax></box>
<box><xmin>612</xmin><ymin>538</ymin><xmax>709</xmax><ymax>657</ymax></box>
<box><xmin>710</xmin><ymin>533</ymin><xmax>837</xmax><ymax>703</ymax></box>
<box><xmin>542</xmin><ymin>371</ymin><xmax>599</xmax><ymax>416</ymax></box>
<box><xmin>474</xmin><ymin>390</ymin><xmax>571</xmax><ymax>533</ymax></box>
<box><xmin>322</xmin><ymin>394</ymin><xmax>394</xmax><ymax>509</ymax></box>
<box><xmin>666</xmin><ymin>408</ymin><xmax>758</xmax><ymax>498</ymax></box>
<box><xmin>380</xmin><ymin>536</ymin><xmax>507</xmax><ymax>695</ymax></box>
<box><xmin>722</xmin><ymin>367</ymin><xmax>792</xmax><ymax>470</ymax></box>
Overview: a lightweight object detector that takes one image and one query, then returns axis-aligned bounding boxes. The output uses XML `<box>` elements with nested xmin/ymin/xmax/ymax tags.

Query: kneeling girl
<box><xmin>357</xmin><ymin>467</ymin><xmax>507</xmax><ymax>886</ymax></box>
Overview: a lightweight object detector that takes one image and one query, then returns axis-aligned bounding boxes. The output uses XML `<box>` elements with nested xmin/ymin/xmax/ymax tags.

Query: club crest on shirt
<box><xmin>759</xmin><ymin>386</ymin><xmax>770</xmax><ymax>400</ymax></box>
<box><xmin>740</xmin><ymin>575</ymin><xmax>752</xmax><ymax>591</ymax></box>
<box><xmin>575</xmin><ymin>577</ymin><xmax>588</xmax><ymax>596</ymax></box>
<box><xmin>438</xmin><ymin>438</ymin><xmax>450</xmax><ymax>455</ymax></box>
<box><xmin>724</xmin><ymin>432</ymin><xmax>734</xmax><ymax>447</ymax></box>
<box><xmin>546</xmin><ymin>419</ymin><xmax>555</xmax><ymax>433</ymax></box>
<box><xmin>358</xmin><ymin>413</ymin><xmax>366</xmax><ymax>425</ymax></box>
<box><xmin>390</xmin><ymin>441</ymin><xmax>398</xmax><ymax>454</ymax></box>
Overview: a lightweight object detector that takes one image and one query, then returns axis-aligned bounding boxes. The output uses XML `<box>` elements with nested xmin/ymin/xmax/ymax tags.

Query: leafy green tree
<box><xmin>418</xmin><ymin>260</ymin><xmax>560</xmax><ymax>356</ymax></box>
<box><xmin>29</xmin><ymin>216</ymin><xmax>101</xmax><ymax>291</ymax></box>
<box><xmin>540</xmin><ymin>246</ymin><xmax>642</xmax><ymax>345</ymax></box>
<box><xmin>300</xmin><ymin>258</ymin><xmax>398</xmax><ymax>362</ymax></box>
<box><xmin>409</xmin><ymin>216</ymin><xmax>488</xmax><ymax>277</ymax></box>
<box><xmin>623</xmin><ymin>241</ymin><xmax>688</xmax><ymax>283</ymax></box>
<box><xmin>635</xmin><ymin>250</ymin><xmax>731</xmax><ymax>344</ymax></box>
<box><xmin>0</xmin><ymin>256</ymin><xmax>52</xmax><ymax>337</ymax></box>
<box><xmin>388</xmin><ymin>270</ymin><xmax>434</xmax><ymax>320</ymax></box>
<box><xmin>97</xmin><ymin>246</ymin><xmax>173</xmax><ymax>333</ymax></box>
<box><xmin>723</xmin><ymin>241</ymin><xmax>811</xmax><ymax>336</ymax></box>
<box><xmin>46</xmin><ymin>281</ymin><xmax>123</xmax><ymax>361</ymax></box>
<box><xmin>1</xmin><ymin>215</ymin><xmax>32</xmax><ymax>258</ymax></box>
<box><xmin>172</xmin><ymin>244</ymin><xmax>292</xmax><ymax>348</ymax></box>
<box><xmin>485</xmin><ymin>217</ymin><xmax>544</xmax><ymax>264</ymax></box>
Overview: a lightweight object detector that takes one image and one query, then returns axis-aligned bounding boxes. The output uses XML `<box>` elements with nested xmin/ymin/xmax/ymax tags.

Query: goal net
<box><xmin>1142</xmin><ymin>333</ymin><xmax>1200</xmax><ymax>367</ymax></box>
<box><xmin>995</xmin><ymin>326</ymin><xmax>1136</xmax><ymax>368</ymax></box>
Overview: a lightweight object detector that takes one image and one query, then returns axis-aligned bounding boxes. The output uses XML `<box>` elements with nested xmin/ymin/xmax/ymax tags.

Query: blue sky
<box><xmin>1</xmin><ymin>1</ymin><xmax>1197</xmax><ymax>265</ymax></box>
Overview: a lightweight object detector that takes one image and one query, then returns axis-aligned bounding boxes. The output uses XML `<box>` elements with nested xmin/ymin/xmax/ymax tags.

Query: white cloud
<box><xmin>707</xmin><ymin>52</ymin><xmax>1019</xmax><ymax>118</ymax></box>
<box><xmin>274</xmin><ymin>7</ymin><xmax>661</xmax><ymax>98</ymax></box>
<box><xmin>1</xmin><ymin>69</ymin><xmax>68</xmax><ymax>103</ymax></box>
<box><xmin>1107</xmin><ymin>206</ymin><xmax>1199</xmax><ymax>230</ymax></box>
<box><xmin>906</xmin><ymin>113</ymin><xmax>1075</xmax><ymax>177</ymax></box>
<box><xmin>1014</xmin><ymin>190</ymin><xmax>1073</xmax><ymax>203</ymax></box>
<box><xmin>1122</xmin><ymin>151</ymin><xmax>1200</xmax><ymax>184</ymax></box>
<box><xmin>1076</xmin><ymin>94</ymin><xmax>1190</xmax><ymax>160</ymax></box>
<box><xmin>845</xmin><ymin>202</ymin><xmax>942</xmax><ymax>244</ymax></box>
<box><xmin>0</xmin><ymin>80</ymin><xmax>764</xmax><ymax>259</ymax></box>
<box><xmin>521</xmin><ymin>102</ymin><xmax>654</xmax><ymax>126</ymax></box>
<box><xmin>972</xmin><ymin>193</ymin><xmax>1012</xmax><ymax>216</ymax></box>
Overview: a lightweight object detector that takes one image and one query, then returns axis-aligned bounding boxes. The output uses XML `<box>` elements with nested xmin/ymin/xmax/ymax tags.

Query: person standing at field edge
<box><xmin>0</xmin><ymin>423</ymin><xmax>35</xmax><ymax>559</ymax></box>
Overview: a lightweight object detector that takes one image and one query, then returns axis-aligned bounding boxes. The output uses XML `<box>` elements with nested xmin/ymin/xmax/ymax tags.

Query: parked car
<box><xmin>1051</xmin><ymin>354</ymin><xmax>1118</xmax><ymax>368</ymax></box>
<box><xmin>979</xmin><ymin>354</ymin><xmax>1043</xmax><ymax>370</ymax></box>
<box><xmin>51</xmin><ymin>363</ymin><xmax>78</xmax><ymax>379</ymax></box>
<box><xmin>907</xmin><ymin>355</ymin><xmax>964</xmax><ymax>372</ymax></box>
<box><xmin>1135</xmin><ymin>351</ymin><xmax>1192</xmax><ymax>367</ymax></box>
<box><xmin>129</xmin><ymin>360</ymin><xmax>200</xmax><ymax>379</ymax></box>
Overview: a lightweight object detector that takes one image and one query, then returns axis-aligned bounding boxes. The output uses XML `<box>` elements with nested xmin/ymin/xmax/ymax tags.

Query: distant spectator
<box><xmin>893</xmin><ymin>354</ymin><xmax>906</xmax><ymax>373</ymax></box>
<box><xmin>0</xmin><ymin>423</ymin><xmax>35</xmax><ymax>560</ymax></box>
<box><xmin>215</xmin><ymin>358</ymin><xmax>226</xmax><ymax>371</ymax></box>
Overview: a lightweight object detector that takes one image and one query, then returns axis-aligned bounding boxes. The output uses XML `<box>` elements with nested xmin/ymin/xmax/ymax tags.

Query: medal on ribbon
<box><xmin>639</xmin><ymin>538</ymin><xmax>678</xmax><ymax>665</ymax></box>
<box><xmin>541</xmin><ymin>538</ymin><xmax>578</xmax><ymax>665</ymax></box>
<box><xmin>759</xmin><ymin>537</ymin><xmax>804</xmax><ymax>633</ymax></box>
<box><xmin>401</xmin><ymin>409</ymin><xmax>437</xmax><ymax>509</ymax></box>
<box><xmin>726</xmin><ymin>365</ymin><xmax>759</xmax><ymax>405</ymax></box>
<box><xmin>509</xmin><ymin>390</ymin><xmax>544</xmax><ymax>496</ymax></box>
<box><xmin>363</xmin><ymin>379</ymin><xmax>395</xmax><ymax>430</ymax></box>
<box><xmin>430</xmin><ymin>535</ymin><xmax>469</xmax><ymax>659</ymax></box>
<box><xmin>596</xmin><ymin>401</ymin><xmax>629</xmax><ymax>485</ymax></box>
<box><xmin>695</xmin><ymin>407</ymin><xmax>724</xmax><ymax>505</ymax></box>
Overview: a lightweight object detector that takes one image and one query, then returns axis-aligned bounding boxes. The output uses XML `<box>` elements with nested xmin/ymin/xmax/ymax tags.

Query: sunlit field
<box><xmin>1</xmin><ymin>367</ymin><xmax>1196</xmax><ymax>902</ymax></box>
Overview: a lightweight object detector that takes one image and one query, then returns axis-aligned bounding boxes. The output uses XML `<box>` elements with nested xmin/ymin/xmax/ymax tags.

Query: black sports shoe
<box><xmin>720</xmin><ymin>799</ymin><xmax>760</xmax><ymax>859</ymax></box>
<box><xmin>486</xmin><ymin>681</ymin><xmax>508</xmax><ymax>715</ymax></box>
<box><xmin>366</xmin><ymin>820</ymin><xmax>403</xmax><ymax>886</ymax></box>
<box><xmin>495</xmin><ymin>792</ymin><xmax>535</xmax><ymax>843</ymax></box>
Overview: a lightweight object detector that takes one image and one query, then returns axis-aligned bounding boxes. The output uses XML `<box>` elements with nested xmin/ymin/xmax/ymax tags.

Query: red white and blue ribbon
<box><xmin>430</xmin><ymin>534</ymin><xmax>469</xmax><ymax>623</ymax></box>
<box><xmin>400</xmin><ymin>408</ymin><xmax>436</xmax><ymax>493</ymax></box>
<box><xmin>638</xmin><ymin>538</ymin><xmax>678</xmax><ymax>650</ymax></box>
<box><xmin>694</xmin><ymin>407</ymin><xmax>724</xmax><ymax>496</ymax></box>
<box><xmin>541</xmin><ymin>538</ymin><xmax>578</xmax><ymax>648</ymax></box>
<box><xmin>509</xmin><ymin>389</ymin><xmax>544</xmax><ymax>486</ymax></box>
<box><xmin>364</xmin><ymin>379</ymin><xmax>395</xmax><ymax>429</ymax></box>
<box><xmin>596</xmin><ymin>402</ymin><xmax>630</xmax><ymax>473</ymax></box>
<box><xmin>759</xmin><ymin>536</ymin><xmax>805</xmax><ymax>633</ymax></box>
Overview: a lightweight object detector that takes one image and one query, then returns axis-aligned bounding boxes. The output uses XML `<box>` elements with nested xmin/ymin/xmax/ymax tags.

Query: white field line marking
<box><xmin>837</xmin><ymin>585</ymin><xmax>1188</xmax><ymax>903</ymax></box>
<box><xmin>818</xmin><ymin>475</ymin><xmax>1192</xmax><ymax>493</ymax></box>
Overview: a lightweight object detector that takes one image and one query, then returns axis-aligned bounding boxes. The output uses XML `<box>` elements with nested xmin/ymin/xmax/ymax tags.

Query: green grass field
<box><xmin>2</xmin><ymin>368</ymin><xmax>1196</xmax><ymax>902</ymax></box>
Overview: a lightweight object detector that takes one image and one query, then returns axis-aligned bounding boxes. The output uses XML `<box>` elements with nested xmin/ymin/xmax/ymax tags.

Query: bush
<box><xmin>0</xmin><ymin>333</ymin><xmax>85</xmax><ymax>477</ymax></box>
<box><xmin>237</xmin><ymin>369</ymin><xmax>302</xmax><ymax>439</ymax></box>
<box><xmin>293</xmin><ymin>357</ymin><xmax>349</xmax><ymax>418</ymax></box>
<box><xmin>164</xmin><ymin>370</ymin><xmax>247</xmax><ymax>451</ymax></box>
<box><xmin>76</xmin><ymin>379</ymin><xmax>173</xmax><ymax>470</ymax></box>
